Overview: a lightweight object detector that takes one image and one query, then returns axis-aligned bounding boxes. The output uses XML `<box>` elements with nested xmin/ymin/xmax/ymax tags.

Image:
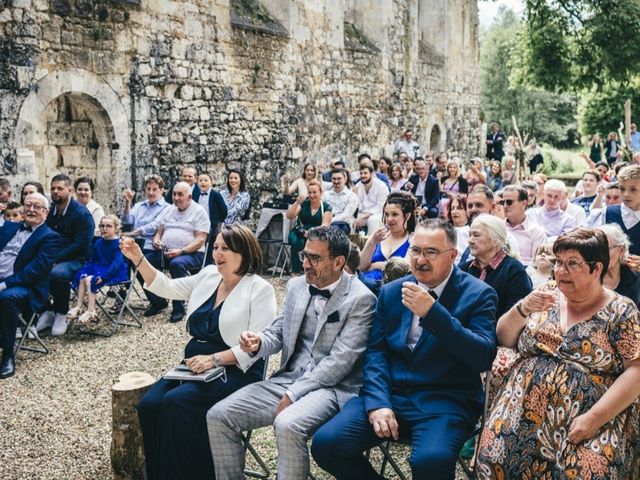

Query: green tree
<box><xmin>514</xmin><ymin>0</ymin><xmax>640</xmax><ymax>91</ymax></box>
<box><xmin>481</xmin><ymin>7</ymin><xmax>579</xmax><ymax>148</ymax></box>
<box><xmin>578</xmin><ymin>79</ymin><xmax>640</xmax><ymax>138</ymax></box>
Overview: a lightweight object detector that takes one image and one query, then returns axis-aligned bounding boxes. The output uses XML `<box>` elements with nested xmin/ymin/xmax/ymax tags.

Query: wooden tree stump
<box><xmin>111</xmin><ymin>371</ymin><xmax>156</xmax><ymax>480</ymax></box>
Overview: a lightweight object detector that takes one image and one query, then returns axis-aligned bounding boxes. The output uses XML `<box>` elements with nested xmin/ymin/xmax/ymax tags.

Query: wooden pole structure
<box><xmin>111</xmin><ymin>371</ymin><xmax>156</xmax><ymax>480</ymax></box>
<box><xmin>511</xmin><ymin>116</ymin><xmax>527</xmax><ymax>182</ymax></box>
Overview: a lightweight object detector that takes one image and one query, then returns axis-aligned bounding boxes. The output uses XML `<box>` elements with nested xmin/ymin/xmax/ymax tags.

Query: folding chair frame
<box><xmin>15</xmin><ymin>311</ymin><xmax>49</xmax><ymax>355</ymax></box>
<box><xmin>81</xmin><ymin>266</ymin><xmax>143</xmax><ymax>338</ymax></box>
<box><xmin>270</xmin><ymin>242</ymin><xmax>291</xmax><ymax>279</ymax></box>
<box><xmin>377</xmin><ymin>370</ymin><xmax>493</xmax><ymax>480</ymax></box>
<box><xmin>242</xmin><ymin>357</ymin><xmax>272</xmax><ymax>479</ymax></box>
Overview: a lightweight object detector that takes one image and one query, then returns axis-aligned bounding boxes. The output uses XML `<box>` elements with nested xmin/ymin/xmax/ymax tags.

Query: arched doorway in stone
<box><xmin>13</xmin><ymin>69</ymin><xmax>131</xmax><ymax>213</ymax></box>
<box><xmin>38</xmin><ymin>93</ymin><xmax>116</xmax><ymax>210</ymax></box>
<box><xmin>429</xmin><ymin>124</ymin><xmax>441</xmax><ymax>154</ymax></box>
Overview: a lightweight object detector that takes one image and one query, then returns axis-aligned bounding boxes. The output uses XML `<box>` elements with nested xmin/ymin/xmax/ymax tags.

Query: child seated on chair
<box><xmin>526</xmin><ymin>243</ymin><xmax>554</xmax><ymax>289</ymax></box>
<box><xmin>67</xmin><ymin>215</ymin><xmax>129</xmax><ymax>324</ymax></box>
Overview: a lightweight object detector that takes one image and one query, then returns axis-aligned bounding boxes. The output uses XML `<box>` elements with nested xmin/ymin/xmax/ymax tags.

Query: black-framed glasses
<box><xmin>299</xmin><ymin>251</ymin><xmax>326</xmax><ymax>266</ymax></box>
<box><xmin>550</xmin><ymin>259</ymin><xmax>595</xmax><ymax>272</ymax></box>
<box><xmin>408</xmin><ymin>246</ymin><xmax>454</xmax><ymax>260</ymax></box>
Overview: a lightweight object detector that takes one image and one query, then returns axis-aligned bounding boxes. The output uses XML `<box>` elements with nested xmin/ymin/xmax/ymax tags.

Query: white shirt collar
<box><xmin>621</xmin><ymin>203</ymin><xmax>640</xmax><ymax>220</ymax></box>
<box><xmin>417</xmin><ymin>266</ymin><xmax>453</xmax><ymax>299</ymax></box>
<box><xmin>310</xmin><ymin>276</ymin><xmax>341</xmax><ymax>294</ymax></box>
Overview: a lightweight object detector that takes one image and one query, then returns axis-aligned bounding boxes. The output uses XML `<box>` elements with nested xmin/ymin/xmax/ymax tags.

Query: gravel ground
<box><xmin>1</xmin><ymin>276</ymin><xmax>468</xmax><ymax>480</ymax></box>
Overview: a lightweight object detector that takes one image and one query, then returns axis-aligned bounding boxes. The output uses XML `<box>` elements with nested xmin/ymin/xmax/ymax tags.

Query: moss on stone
<box><xmin>344</xmin><ymin>22</ymin><xmax>379</xmax><ymax>54</ymax></box>
<box><xmin>230</xmin><ymin>0</ymin><xmax>288</xmax><ymax>37</ymax></box>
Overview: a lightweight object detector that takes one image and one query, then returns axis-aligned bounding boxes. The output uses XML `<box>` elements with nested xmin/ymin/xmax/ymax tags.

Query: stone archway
<box><xmin>13</xmin><ymin>69</ymin><xmax>130</xmax><ymax>212</ymax></box>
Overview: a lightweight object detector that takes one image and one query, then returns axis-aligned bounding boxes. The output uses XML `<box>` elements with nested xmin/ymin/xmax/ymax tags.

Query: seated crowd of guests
<box><xmin>2</xmin><ymin>134</ymin><xmax>640</xmax><ymax>480</ymax></box>
<box><xmin>0</xmin><ymin>167</ymin><xmax>252</xmax><ymax>378</ymax></box>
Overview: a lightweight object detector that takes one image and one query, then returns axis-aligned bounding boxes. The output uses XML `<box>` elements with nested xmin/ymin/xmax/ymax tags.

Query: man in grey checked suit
<box><xmin>206</xmin><ymin>226</ymin><xmax>377</xmax><ymax>479</ymax></box>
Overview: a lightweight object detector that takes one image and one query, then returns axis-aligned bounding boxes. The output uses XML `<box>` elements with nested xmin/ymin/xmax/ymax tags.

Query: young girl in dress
<box><xmin>526</xmin><ymin>243</ymin><xmax>554</xmax><ymax>288</ymax></box>
<box><xmin>67</xmin><ymin>214</ymin><xmax>129</xmax><ymax>324</ymax></box>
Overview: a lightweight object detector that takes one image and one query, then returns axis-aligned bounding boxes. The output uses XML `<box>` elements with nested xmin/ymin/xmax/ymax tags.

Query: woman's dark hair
<box><xmin>226</xmin><ymin>169</ymin><xmax>247</xmax><ymax>192</ymax></box>
<box><xmin>20</xmin><ymin>181</ymin><xmax>45</xmax><ymax>204</ymax></box>
<box><xmin>390</xmin><ymin>163</ymin><xmax>403</xmax><ymax>180</ymax></box>
<box><xmin>300</xmin><ymin>162</ymin><xmax>317</xmax><ymax>180</ymax></box>
<box><xmin>379</xmin><ymin>157</ymin><xmax>392</xmax><ymax>171</ymax></box>
<box><xmin>74</xmin><ymin>176</ymin><xmax>95</xmax><ymax>191</ymax></box>
<box><xmin>382</xmin><ymin>191</ymin><xmax>417</xmax><ymax>233</ymax></box>
<box><xmin>218</xmin><ymin>224</ymin><xmax>263</xmax><ymax>275</ymax></box>
<box><xmin>553</xmin><ymin>228</ymin><xmax>609</xmax><ymax>282</ymax></box>
<box><xmin>446</xmin><ymin>194</ymin><xmax>467</xmax><ymax>224</ymax></box>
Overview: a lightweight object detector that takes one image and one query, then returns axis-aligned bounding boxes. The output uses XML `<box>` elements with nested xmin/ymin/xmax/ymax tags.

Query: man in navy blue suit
<box><xmin>196</xmin><ymin>172</ymin><xmax>227</xmax><ymax>265</ymax></box>
<box><xmin>403</xmin><ymin>158</ymin><xmax>440</xmax><ymax>218</ymax></box>
<box><xmin>0</xmin><ymin>193</ymin><xmax>61</xmax><ymax>378</ymax></box>
<box><xmin>37</xmin><ymin>174</ymin><xmax>94</xmax><ymax>336</ymax></box>
<box><xmin>312</xmin><ymin>219</ymin><xmax>498</xmax><ymax>480</ymax></box>
<box><xmin>165</xmin><ymin>166</ymin><xmax>201</xmax><ymax>204</ymax></box>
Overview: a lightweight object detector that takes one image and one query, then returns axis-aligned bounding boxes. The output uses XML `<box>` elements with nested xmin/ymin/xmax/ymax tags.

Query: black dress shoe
<box><xmin>169</xmin><ymin>311</ymin><xmax>185</xmax><ymax>323</ymax></box>
<box><xmin>0</xmin><ymin>355</ymin><xmax>15</xmax><ymax>379</ymax></box>
<box><xmin>143</xmin><ymin>301</ymin><xmax>168</xmax><ymax>317</ymax></box>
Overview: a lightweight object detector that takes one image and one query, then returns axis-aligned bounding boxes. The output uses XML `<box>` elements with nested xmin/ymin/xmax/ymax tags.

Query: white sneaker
<box><xmin>51</xmin><ymin>313</ymin><xmax>69</xmax><ymax>336</ymax></box>
<box><xmin>35</xmin><ymin>311</ymin><xmax>55</xmax><ymax>332</ymax></box>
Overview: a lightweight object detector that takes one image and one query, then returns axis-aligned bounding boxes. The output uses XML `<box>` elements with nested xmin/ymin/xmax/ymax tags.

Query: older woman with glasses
<box><xmin>477</xmin><ymin>228</ymin><xmax>640</xmax><ymax>479</ymax></box>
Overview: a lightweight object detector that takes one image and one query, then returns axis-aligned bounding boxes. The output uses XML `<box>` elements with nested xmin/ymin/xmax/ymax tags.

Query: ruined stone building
<box><xmin>0</xmin><ymin>0</ymin><xmax>481</xmax><ymax>214</ymax></box>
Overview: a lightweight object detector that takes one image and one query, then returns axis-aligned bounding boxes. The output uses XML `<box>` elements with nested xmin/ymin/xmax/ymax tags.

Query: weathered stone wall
<box><xmin>0</xmin><ymin>0</ymin><xmax>481</xmax><ymax>217</ymax></box>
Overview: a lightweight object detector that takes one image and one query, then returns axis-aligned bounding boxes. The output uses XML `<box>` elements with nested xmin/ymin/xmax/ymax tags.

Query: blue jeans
<box><xmin>49</xmin><ymin>260</ymin><xmax>84</xmax><ymax>314</ymax></box>
<box><xmin>144</xmin><ymin>250</ymin><xmax>204</xmax><ymax>314</ymax></box>
<box><xmin>311</xmin><ymin>396</ymin><xmax>472</xmax><ymax>480</ymax></box>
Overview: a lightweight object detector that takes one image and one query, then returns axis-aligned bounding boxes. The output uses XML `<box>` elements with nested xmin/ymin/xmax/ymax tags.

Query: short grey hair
<box><xmin>414</xmin><ymin>218</ymin><xmax>457</xmax><ymax>247</ymax></box>
<box><xmin>24</xmin><ymin>192</ymin><xmax>49</xmax><ymax>209</ymax></box>
<box><xmin>173</xmin><ymin>181</ymin><xmax>191</xmax><ymax>194</ymax></box>
<box><xmin>544</xmin><ymin>179</ymin><xmax>567</xmax><ymax>193</ymax></box>
<box><xmin>596</xmin><ymin>223</ymin><xmax>631</xmax><ymax>258</ymax></box>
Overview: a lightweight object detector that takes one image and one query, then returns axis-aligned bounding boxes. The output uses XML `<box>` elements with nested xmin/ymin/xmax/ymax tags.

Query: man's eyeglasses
<box><xmin>550</xmin><ymin>259</ymin><xmax>595</xmax><ymax>272</ymax></box>
<box><xmin>23</xmin><ymin>203</ymin><xmax>47</xmax><ymax>212</ymax></box>
<box><xmin>408</xmin><ymin>246</ymin><xmax>454</xmax><ymax>260</ymax></box>
<box><xmin>498</xmin><ymin>199</ymin><xmax>519</xmax><ymax>206</ymax></box>
<box><xmin>299</xmin><ymin>251</ymin><xmax>327</xmax><ymax>266</ymax></box>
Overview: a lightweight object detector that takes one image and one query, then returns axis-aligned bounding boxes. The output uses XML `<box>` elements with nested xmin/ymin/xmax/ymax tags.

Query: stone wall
<box><xmin>0</xmin><ymin>0</ymin><xmax>481</xmax><ymax>217</ymax></box>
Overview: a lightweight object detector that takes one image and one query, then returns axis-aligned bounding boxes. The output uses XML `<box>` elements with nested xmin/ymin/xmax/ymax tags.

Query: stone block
<box><xmin>138</xmin><ymin>63</ymin><xmax>152</xmax><ymax>76</ymax></box>
<box><xmin>178</xmin><ymin>85</ymin><xmax>193</xmax><ymax>100</ymax></box>
<box><xmin>59</xmin><ymin>146</ymin><xmax>88</xmax><ymax>168</ymax></box>
<box><xmin>47</xmin><ymin>121</ymin><xmax>92</xmax><ymax>146</ymax></box>
<box><xmin>0</xmin><ymin>9</ymin><xmax>10</xmax><ymax>22</ymax></box>
<box><xmin>199</xmin><ymin>107</ymin><xmax>210</xmax><ymax>121</ymax></box>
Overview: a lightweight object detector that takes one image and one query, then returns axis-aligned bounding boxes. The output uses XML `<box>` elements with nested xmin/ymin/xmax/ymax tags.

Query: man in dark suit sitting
<box><xmin>0</xmin><ymin>193</ymin><xmax>61</xmax><ymax>378</ymax></box>
<box><xmin>403</xmin><ymin>158</ymin><xmax>440</xmax><ymax>218</ymax></box>
<box><xmin>312</xmin><ymin>219</ymin><xmax>498</xmax><ymax>480</ymax></box>
<box><xmin>165</xmin><ymin>166</ymin><xmax>202</xmax><ymax>204</ymax></box>
<box><xmin>36</xmin><ymin>174</ymin><xmax>94</xmax><ymax>336</ymax></box>
<box><xmin>196</xmin><ymin>172</ymin><xmax>227</xmax><ymax>265</ymax></box>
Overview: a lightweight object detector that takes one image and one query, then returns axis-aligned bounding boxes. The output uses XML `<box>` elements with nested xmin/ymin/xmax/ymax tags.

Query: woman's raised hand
<box><xmin>119</xmin><ymin>236</ymin><xmax>144</xmax><ymax>262</ymax></box>
<box><xmin>521</xmin><ymin>287</ymin><xmax>559</xmax><ymax>316</ymax></box>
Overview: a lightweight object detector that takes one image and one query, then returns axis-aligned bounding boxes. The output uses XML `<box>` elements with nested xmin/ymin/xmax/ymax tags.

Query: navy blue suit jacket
<box><xmin>405</xmin><ymin>174</ymin><xmax>440</xmax><ymax>212</ymax></box>
<box><xmin>0</xmin><ymin>222</ymin><xmax>62</xmax><ymax>312</ymax></box>
<box><xmin>201</xmin><ymin>189</ymin><xmax>228</xmax><ymax>233</ymax></box>
<box><xmin>46</xmin><ymin>198</ymin><xmax>94</xmax><ymax>263</ymax></box>
<box><xmin>362</xmin><ymin>267</ymin><xmax>498</xmax><ymax>422</ymax></box>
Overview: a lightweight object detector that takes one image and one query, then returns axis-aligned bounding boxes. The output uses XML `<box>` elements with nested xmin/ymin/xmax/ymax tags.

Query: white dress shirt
<box><xmin>357</xmin><ymin>178</ymin><xmax>388</xmax><ymax>216</ymax></box>
<box><xmin>407</xmin><ymin>267</ymin><xmax>453</xmax><ymax>350</ymax></box>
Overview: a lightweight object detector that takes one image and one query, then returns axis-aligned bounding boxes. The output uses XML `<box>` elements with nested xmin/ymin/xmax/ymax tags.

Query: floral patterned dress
<box><xmin>477</xmin><ymin>292</ymin><xmax>640</xmax><ymax>480</ymax></box>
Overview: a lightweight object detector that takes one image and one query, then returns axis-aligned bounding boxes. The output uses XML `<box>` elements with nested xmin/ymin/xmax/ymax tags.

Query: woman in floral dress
<box><xmin>477</xmin><ymin>228</ymin><xmax>640</xmax><ymax>479</ymax></box>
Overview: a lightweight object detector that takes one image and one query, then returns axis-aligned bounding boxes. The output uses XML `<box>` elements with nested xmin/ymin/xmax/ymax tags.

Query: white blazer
<box><xmin>145</xmin><ymin>265</ymin><xmax>277</xmax><ymax>372</ymax></box>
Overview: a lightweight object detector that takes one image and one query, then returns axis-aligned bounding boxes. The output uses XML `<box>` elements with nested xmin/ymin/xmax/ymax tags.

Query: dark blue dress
<box><xmin>360</xmin><ymin>238</ymin><xmax>411</xmax><ymax>294</ymax></box>
<box><xmin>137</xmin><ymin>289</ymin><xmax>264</xmax><ymax>480</ymax></box>
<box><xmin>71</xmin><ymin>238</ymin><xmax>129</xmax><ymax>292</ymax></box>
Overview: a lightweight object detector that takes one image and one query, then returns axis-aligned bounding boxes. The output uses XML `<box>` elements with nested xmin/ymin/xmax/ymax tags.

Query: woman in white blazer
<box><xmin>120</xmin><ymin>224</ymin><xmax>277</xmax><ymax>480</ymax></box>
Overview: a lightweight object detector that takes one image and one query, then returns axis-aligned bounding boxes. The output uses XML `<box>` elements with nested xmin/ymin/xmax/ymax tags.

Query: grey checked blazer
<box><xmin>257</xmin><ymin>271</ymin><xmax>377</xmax><ymax>407</ymax></box>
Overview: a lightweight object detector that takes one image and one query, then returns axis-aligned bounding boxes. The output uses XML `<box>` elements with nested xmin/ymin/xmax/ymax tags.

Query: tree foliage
<box><xmin>480</xmin><ymin>7</ymin><xmax>579</xmax><ymax>148</ymax></box>
<box><xmin>578</xmin><ymin>78</ymin><xmax>640</xmax><ymax>137</ymax></box>
<box><xmin>514</xmin><ymin>0</ymin><xmax>640</xmax><ymax>91</ymax></box>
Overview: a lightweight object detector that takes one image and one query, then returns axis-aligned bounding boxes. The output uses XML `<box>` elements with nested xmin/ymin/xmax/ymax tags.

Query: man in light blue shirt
<box><xmin>121</xmin><ymin>174</ymin><xmax>170</xmax><ymax>251</ymax></box>
<box><xmin>630</xmin><ymin>123</ymin><xmax>640</xmax><ymax>152</ymax></box>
